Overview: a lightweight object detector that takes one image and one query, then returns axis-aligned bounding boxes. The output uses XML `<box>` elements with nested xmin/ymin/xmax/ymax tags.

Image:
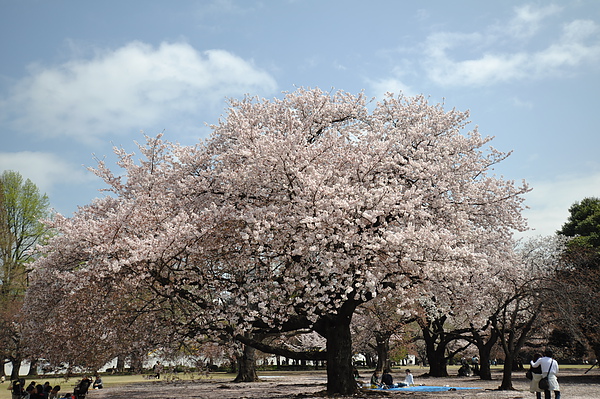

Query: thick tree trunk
<box><xmin>233</xmin><ymin>344</ymin><xmax>259</xmax><ymax>382</ymax></box>
<box><xmin>427</xmin><ymin>356</ymin><xmax>448</xmax><ymax>377</ymax></box>
<box><xmin>422</xmin><ymin>331</ymin><xmax>448</xmax><ymax>377</ymax></box>
<box><xmin>27</xmin><ymin>359</ymin><xmax>37</xmax><ymax>376</ymax></box>
<box><xmin>419</xmin><ymin>315</ymin><xmax>451</xmax><ymax>377</ymax></box>
<box><xmin>478</xmin><ymin>346</ymin><xmax>493</xmax><ymax>380</ymax></box>
<box><xmin>471</xmin><ymin>326</ymin><xmax>498</xmax><ymax>380</ymax></box>
<box><xmin>324</xmin><ymin>314</ymin><xmax>357</xmax><ymax>395</ymax></box>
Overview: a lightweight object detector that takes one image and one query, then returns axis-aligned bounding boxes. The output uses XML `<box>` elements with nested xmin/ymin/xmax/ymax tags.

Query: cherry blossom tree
<box><xmin>27</xmin><ymin>88</ymin><xmax>528</xmax><ymax>395</ymax></box>
<box><xmin>352</xmin><ymin>292</ymin><xmax>417</xmax><ymax>372</ymax></box>
<box><xmin>489</xmin><ymin>235</ymin><xmax>567</xmax><ymax>390</ymax></box>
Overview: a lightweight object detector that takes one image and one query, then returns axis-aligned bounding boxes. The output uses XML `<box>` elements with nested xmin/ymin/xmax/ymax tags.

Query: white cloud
<box><xmin>0</xmin><ymin>41</ymin><xmax>278</xmax><ymax>145</ymax></box>
<box><xmin>0</xmin><ymin>151</ymin><xmax>95</xmax><ymax>195</ymax></box>
<box><xmin>423</xmin><ymin>8</ymin><xmax>600</xmax><ymax>87</ymax></box>
<box><xmin>518</xmin><ymin>172</ymin><xmax>600</xmax><ymax>238</ymax></box>
<box><xmin>368</xmin><ymin>77</ymin><xmax>416</xmax><ymax>101</ymax></box>
<box><xmin>507</xmin><ymin>4</ymin><xmax>562</xmax><ymax>39</ymax></box>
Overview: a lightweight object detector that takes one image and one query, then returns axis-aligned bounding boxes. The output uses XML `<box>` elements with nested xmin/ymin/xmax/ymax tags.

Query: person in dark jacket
<box><xmin>381</xmin><ymin>369</ymin><xmax>394</xmax><ymax>387</ymax></box>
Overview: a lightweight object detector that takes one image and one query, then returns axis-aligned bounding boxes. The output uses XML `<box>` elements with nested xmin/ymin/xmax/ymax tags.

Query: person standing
<box><xmin>8</xmin><ymin>378</ymin><xmax>26</xmax><ymax>399</ymax></box>
<box><xmin>153</xmin><ymin>362</ymin><xmax>164</xmax><ymax>379</ymax></box>
<box><xmin>531</xmin><ymin>350</ymin><xmax>560</xmax><ymax>399</ymax></box>
<box><xmin>528</xmin><ymin>353</ymin><xmax>543</xmax><ymax>399</ymax></box>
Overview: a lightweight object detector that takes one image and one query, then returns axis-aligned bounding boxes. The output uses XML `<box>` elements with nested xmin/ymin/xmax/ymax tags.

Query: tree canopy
<box><xmin>558</xmin><ymin>197</ymin><xmax>600</xmax><ymax>249</ymax></box>
<box><xmin>26</xmin><ymin>88</ymin><xmax>529</xmax><ymax>394</ymax></box>
<box><xmin>554</xmin><ymin>197</ymin><xmax>600</xmax><ymax>361</ymax></box>
<box><xmin>0</xmin><ymin>170</ymin><xmax>51</xmax><ymax>379</ymax></box>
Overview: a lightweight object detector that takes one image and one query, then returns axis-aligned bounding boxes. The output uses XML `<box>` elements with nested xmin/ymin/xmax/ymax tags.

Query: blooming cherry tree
<box><xmin>28</xmin><ymin>88</ymin><xmax>528</xmax><ymax>395</ymax></box>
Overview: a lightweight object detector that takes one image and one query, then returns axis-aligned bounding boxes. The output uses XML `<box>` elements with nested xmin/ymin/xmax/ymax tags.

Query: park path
<box><xmin>87</xmin><ymin>368</ymin><xmax>600</xmax><ymax>399</ymax></box>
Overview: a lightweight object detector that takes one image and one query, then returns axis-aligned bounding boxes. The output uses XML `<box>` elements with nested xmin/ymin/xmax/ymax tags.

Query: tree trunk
<box><xmin>27</xmin><ymin>359</ymin><xmax>37</xmax><ymax>376</ymax></box>
<box><xmin>130</xmin><ymin>353</ymin><xmax>144</xmax><ymax>374</ymax></box>
<box><xmin>116</xmin><ymin>356</ymin><xmax>125</xmax><ymax>373</ymax></box>
<box><xmin>499</xmin><ymin>353</ymin><xmax>514</xmax><ymax>390</ymax></box>
<box><xmin>10</xmin><ymin>358</ymin><xmax>21</xmax><ymax>380</ymax></box>
<box><xmin>470</xmin><ymin>325</ymin><xmax>498</xmax><ymax>380</ymax></box>
<box><xmin>419</xmin><ymin>315</ymin><xmax>452</xmax><ymax>377</ymax></box>
<box><xmin>478</xmin><ymin>345</ymin><xmax>493</xmax><ymax>380</ymax></box>
<box><xmin>374</xmin><ymin>332</ymin><xmax>390</xmax><ymax>372</ymax></box>
<box><xmin>233</xmin><ymin>344</ymin><xmax>258</xmax><ymax>382</ymax></box>
<box><xmin>427</xmin><ymin>355</ymin><xmax>448</xmax><ymax>377</ymax></box>
<box><xmin>323</xmin><ymin>313</ymin><xmax>357</xmax><ymax>395</ymax></box>
<box><xmin>422</xmin><ymin>329</ymin><xmax>448</xmax><ymax>377</ymax></box>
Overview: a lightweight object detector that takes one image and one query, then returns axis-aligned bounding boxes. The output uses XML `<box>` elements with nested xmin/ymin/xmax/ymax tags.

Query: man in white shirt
<box><xmin>530</xmin><ymin>350</ymin><xmax>560</xmax><ymax>399</ymax></box>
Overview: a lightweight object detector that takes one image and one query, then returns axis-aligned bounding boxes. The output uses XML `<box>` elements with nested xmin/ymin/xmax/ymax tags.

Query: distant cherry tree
<box><xmin>27</xmin><ymin>88</ymin><xmax>528</xmax><ymax>395</ymax></box>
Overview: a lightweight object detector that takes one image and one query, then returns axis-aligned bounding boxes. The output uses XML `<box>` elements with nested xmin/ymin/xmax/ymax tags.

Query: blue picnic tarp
<box><xmin>371</xmin><ymin>386</ymin><xmax>481</xmax><ymax>392</ymax></box>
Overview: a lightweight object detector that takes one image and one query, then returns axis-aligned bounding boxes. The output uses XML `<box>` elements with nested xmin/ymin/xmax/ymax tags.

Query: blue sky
<box><xmin>1</xmin><ymin>0</ymin><xmax>599</xmax><ymax>237</ymax></box>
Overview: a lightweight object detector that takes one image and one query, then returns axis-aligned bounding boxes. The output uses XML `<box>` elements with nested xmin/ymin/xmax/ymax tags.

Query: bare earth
<box><xmin>88</xmin><ymin>368</ymin><xmax>600</xmax><ymax>399</ymax></box>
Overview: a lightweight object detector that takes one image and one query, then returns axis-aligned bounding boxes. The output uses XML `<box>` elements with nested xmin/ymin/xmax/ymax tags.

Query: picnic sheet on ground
<box><xmin>371</xmin><ymin>386</ymin><xmax>481</xmax><ymax>392</ymax></box>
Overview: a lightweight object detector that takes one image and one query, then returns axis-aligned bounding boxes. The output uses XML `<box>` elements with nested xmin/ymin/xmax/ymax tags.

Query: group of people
<box><xmin>8</xmin><ymin>379</ymin><xmax>63</xmax><ymax>399</ymax></box>
<box><xmin>370</xmin><ymin>368</ymin><xmax>415</xmax><ymax>389</ymax></box>
<box><xmin>528</xmin><ymin>350</ymin><xmax>561</xmax><ymax>399</ymax></box>
<box><xmin>457</xmin><ymin>355</ymin><xmax>480</xmax><ymax>377</ymax></box>
<box><xmin>8</xmin><ymin>375</ymin><xmax>103</xmax><ymax>399</ymax></box>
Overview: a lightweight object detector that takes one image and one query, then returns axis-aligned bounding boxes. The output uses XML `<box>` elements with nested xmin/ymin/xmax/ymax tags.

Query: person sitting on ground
<box><xmin>34</xmin><ymin>384</ymin><xmax>45</xmax><ymax>399</ymax></box>
<box><xmin>43</xmin><ymin>383</ymin><xmax>52</xmax><ymax>399</ymax></box>
<box><xmin>370</xmin><ymin>371</ymin><xmax>380</xmax><ymax>388</ymax></box>
<box><xmin>458</xmin><ymin>361</ymin><xmax>472</xmax><ymax>377</ymax></box>
<box><xmin>381</xmin><ymin>369</ymin><xmax>394</xmax><ymax>388</ymax></box>
<box><xmin>49</xmin><ymin>385</ymin><xmax>61</xmax><ymax>399</ymax></box>
<box><xmin>25</xmin><ymin>384</ymin><xmax>36</xmax><ymax>399</ymax></box>
<box><xmin>404</xmin><ymin>369</ymin><xmax>415</xmax><ymax>386</ymax></box>
<box><xmin>92</xmin><ymin>376</ymin><xmax>103</xmax><ymax>390</ymax></box>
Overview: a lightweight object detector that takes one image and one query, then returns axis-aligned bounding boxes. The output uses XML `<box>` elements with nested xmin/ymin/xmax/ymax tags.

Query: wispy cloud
<box><xmin>506</xmin><ymin>4</ymin><xmax>562</xmax><ymax>39</ymax></box>
<box><xmin>0</xmin><ymin>151</ymin><xmax>95</xmax><ymax>195</ymax></box>
<box><xmin>423</xmin><ymin>5</ymin><xmax>600</xmax><ymax>87</ymax></box>
<box><xmin>0</xmin><ymin>41</ymin><xmax>277</xmax><ymax>145</ymax></box>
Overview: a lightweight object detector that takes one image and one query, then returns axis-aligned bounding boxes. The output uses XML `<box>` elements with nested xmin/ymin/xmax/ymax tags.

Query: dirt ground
<box><xmin>88</xmin><ymin>368</ymin><xmax>600</xmax><ymax>399</ymax></box>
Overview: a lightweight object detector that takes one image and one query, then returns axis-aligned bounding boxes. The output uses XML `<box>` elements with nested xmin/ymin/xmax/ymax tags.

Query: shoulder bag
<box><xmin>538</xmin><ymin>360</ymin><xmax>554</xmax><ymax>390</ymax></box>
